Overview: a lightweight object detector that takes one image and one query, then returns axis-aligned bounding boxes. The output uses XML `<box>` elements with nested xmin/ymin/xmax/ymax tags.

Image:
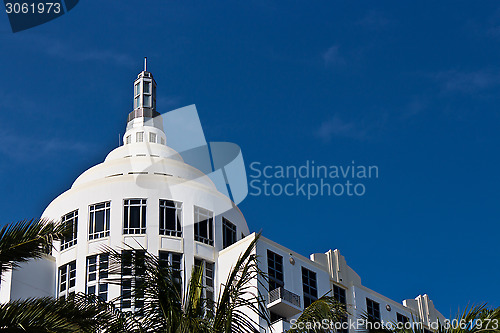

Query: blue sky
<box><xmin>1</xmin><ymin>1</ymin><xmax>499</xmax><ymax>314</ymax></box>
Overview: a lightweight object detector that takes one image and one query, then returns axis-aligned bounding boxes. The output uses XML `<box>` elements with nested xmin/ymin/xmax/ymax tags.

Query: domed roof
<box><xmin>71</xmin><ymin>142</ymin><xmax>218</xmax><ymax>190</ymax></box>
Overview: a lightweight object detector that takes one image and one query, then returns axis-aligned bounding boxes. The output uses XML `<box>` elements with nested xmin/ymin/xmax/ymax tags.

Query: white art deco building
<box><xmin>0</xmin><ymin>66</ymin><xmax>445</xmax><ymax>333</ymax></box>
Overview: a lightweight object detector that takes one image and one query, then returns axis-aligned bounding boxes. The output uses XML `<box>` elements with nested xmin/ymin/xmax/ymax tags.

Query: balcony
<box><xmin>270</xmin><ymin>319</ymin><xmax>291</xmax><ymax>333</ymax></box>
<box><xmin>267</xmin><ymin>287</ymin><xmax>301</xmax><ymax>318</ymax></box>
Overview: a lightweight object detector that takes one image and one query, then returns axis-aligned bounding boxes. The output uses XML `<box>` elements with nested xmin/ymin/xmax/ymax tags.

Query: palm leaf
<box><xmin>0</xmin><ymin>219</ymin><xmax>65</xmax><ymax>273</ymax></box>
<box><xmin>287</xmin><ymin>295</ymin><xmax>348</xmax><ymax>333</ymax></box>
<box><xmin>0</xmin><ymin>294</ymin><xmax>108</xmax><ymax>332</ymax></box>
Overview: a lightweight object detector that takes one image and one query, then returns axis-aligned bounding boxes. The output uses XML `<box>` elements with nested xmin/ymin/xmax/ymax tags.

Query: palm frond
<box><xmin>0</xmin><ymin>294</ymin><xmax>108</xmax><ymax>332</ymax></box>
<box><xmin>287</xmin><ymin>295</ymin><xmax>348</xmax><ymax>333</ymax></box>
<box><xmin>0</xmin><ymin>219</ymin><xmax>65</xmax><ymax>273</ymax></box>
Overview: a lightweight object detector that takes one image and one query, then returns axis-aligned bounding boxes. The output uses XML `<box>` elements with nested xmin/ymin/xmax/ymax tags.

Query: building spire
<box><xmin>126</xmin><ymin>60</ymin><xmax>159</xmax><ymax>123</ymax></box>
<box><xmin>123</xmin><ymin>59</ymin><xmax>166</xmax><ymax>146</ymax></box>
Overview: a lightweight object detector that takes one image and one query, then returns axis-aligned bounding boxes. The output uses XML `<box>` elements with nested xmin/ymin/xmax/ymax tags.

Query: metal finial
<box><xmin>144</xmin><ymin>57</ymin><xmax>147</xmax><ymax>71</ymax></box>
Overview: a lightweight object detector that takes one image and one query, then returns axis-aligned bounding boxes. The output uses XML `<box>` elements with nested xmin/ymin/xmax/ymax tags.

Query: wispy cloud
<box><xmin>12</xmin><ymin>34</ymin><xmax>135</xmax><ymax>67</ymax></box>
<box><xmin>0</xmin><ymin>92</ymin><xmax>38</xmax><ymax>113</ymax></box>
<box><xmin>323</xmin><ymin>45</ymin><xmax>345</xmax><ymax>67</ymax></box>
<box><xmin>0</xmin><ymin>128</ymin><xmax>91</xmax><ymax>162</ymax></box>
<box><xmin>45</xmin><ymin>40</ymin><xmax>134</xmax><ymax>67</ymax></box>
<box><xmin>401</xmin><ymin>95</ymin><xmax>428</xmax><ymax>119</ymax></box>
<box><xmin>157</xmin><ymin>96</ymin><xmax>183</xmax><ymax>111</ymax></box>
<box><xmin>434</xmin><ymin>69</ymin><xmax>500</xmax><ymax>93</ymax></box>
<box><xmin>316</xmin><ymin>115</ymin><xmax>367</xmax><ymax>141</ymax></box>
<box><xmin>356</xmin><ymin>10</ymin><xmax>390</xmax><ymax>30</ymax></box>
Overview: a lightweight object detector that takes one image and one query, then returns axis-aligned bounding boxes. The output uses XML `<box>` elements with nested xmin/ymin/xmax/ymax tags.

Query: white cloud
<box><xmin>0</xmin><ymin>128</ymin><xmax>91</xmax><ymax>162</ymax></box>
<box><xmin>356</xmin><ymin>10</ymin><xmax>390</xmax><ymax>30</ymax></box>
<box><xmin>434</xmin><ymin>69</ymin><xmax>500</xmax><ymax>93</ymax></box>
<box><xmin>12</xmin><ymin>34</ymin><xmax>135</xmax><ymax>67</ymax></box>
<box><xmin>316</xmin><ymin>115</ymin><xmax>367</xmax><ymax>141</ymax></box>
<box><xmin>323</xmin><ymin>45</ymin><xmax>345</xmax><ymax>67</ymax></box>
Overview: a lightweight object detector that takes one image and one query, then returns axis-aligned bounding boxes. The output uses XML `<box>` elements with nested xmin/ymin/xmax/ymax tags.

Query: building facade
<box><xmin>0</xmin><ymin>67</ymin><xmax>445</xmax><ymax>332</ymax></box>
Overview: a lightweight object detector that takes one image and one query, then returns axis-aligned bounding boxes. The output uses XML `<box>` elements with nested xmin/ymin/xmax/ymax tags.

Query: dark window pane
<box><xmin>87</xmin><ymin>285</ymin><xmax>95</xmax><ymax>295</ymax></box>
<box><xmin>95</xmin><ymin>210</ymin><xmax>104</xmax><ymax>232</ymax></box>
<box><xmin>166</xmin><ymin>208</ymin><xmax>176</xmax><ymax>230</ymax></box>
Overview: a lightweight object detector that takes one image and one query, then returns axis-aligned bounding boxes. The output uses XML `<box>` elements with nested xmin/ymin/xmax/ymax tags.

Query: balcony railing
<box><xmin>269</xmin><ymin>287</ymin><xmax>301</xmax><ymax>308</ymax></box>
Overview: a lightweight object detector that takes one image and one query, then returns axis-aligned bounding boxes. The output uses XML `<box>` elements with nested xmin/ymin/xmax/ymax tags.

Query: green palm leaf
<box><xmin>0</xmin><ymin>219</ymin><xmax>65</xmax><ymax>273</ymax></box>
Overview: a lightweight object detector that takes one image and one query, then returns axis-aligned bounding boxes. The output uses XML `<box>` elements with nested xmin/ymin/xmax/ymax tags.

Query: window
<box><xmin>86</xmin><ymin>254</ymin><xmax>109</xmax><ymax>301</ymax></box>
<box><xmin>134</xmin><ymin>83</ymin><xmax>140</xmax><ymax>96</ymax></box>
<box><xmin>159</xmin><ymin>251</ymin><xmax>182</xmax><ymax>291</ymax></box>
<box><xmin>194</xmin><ymin>206</ymin><xmax>214</xmax><ymax>245</ymax></box>
<box><xmin>60</xmin><ymin>210</ymin><xmax>78</xmax><ymax>250</ymax></box>
<box><xmin>124</xmin><ymin>199</ymin><xmax>147</xmax><ymax>234</ymax></box>
<box><xmin>159</xmin><ymin>200</ymin><xmax>182</xmax><ymax>237</ymax></box>
<box><xmin>144</xmin><ymin>81</ymin><xmax>151</xmax><ymax>94</ymax></box>
<box><xmin>149</xmin><ymin>132</ymin><xmax>156</xmax><ymax>143</ymax></box>
<box><xmin>134</xmin><ymin>96</ymin><xmax>140</xmax><ymax>109</ymax></box>
<box><xmin>397</xmin><ymin>313</ymin><xmax>409</xmax><ymax>325</ymax></box>
<box><xmin>136</xmin><ymin>132</ymin><xmax>144</xmax><ymax>143</ymax></box>
<box><xmin>302</xmin><ymin>267</ymin><xmax>318</xmax><ymax>308</ymax></box>
<box><xmin>121</xmin><ymin>250</ymin><xmax>146</xmax><ymax>311</ymax></box>
<box><xmin>195</xmin><ymin>259</ymin><xmax>214</xmax><ymax>303</ymax></box>
<box><xmin>222</xmin><ymin>218</ymin><xmax>237</xmax><ymax>249</ymax></box>
<box><xmin>89</xmin><ymin>202</ymin><xmax>110</xmax><ymax>240</ymax></box>
<box><xmin>333</xmin><ymin>285</ymin><xmax>348</xmax><ymax>333</ymax></box>
<box><xmin>267</xmin><ymin>250</ymin><xmax>284</xmax><ymax>291</ymax></box>
<box><xmin>160</xmin><ymin>137</ymin><xmax>165</xmax><ymax>145</ymax></box>
<box><xmin>126</xmin><ymin>135</ymin><xmax>131</xmax><ymax>144</ymax></box>
<box><xmin>333</xmin><ymin>285</ymin><xmax>347</xmax><ymax>304</ymax></box>
<box><xmin>59</xmin><ymin>261</ymin><xmax>76</xmax><ymax>298</ymax></box>
<box><xmin>144</xmin><ymin>95</ymin><xmax>151</xmax><ymax>107</ymax></box>
<box><xmin>366</xmin><ymin>298</ymin><xmax>381</xmax><ymax>321</ymax></box>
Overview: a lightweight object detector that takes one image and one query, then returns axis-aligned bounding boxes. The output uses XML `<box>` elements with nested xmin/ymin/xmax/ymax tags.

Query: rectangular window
<box><xmin>126</xmin><ymin>135</ymin><xmax>131</xmax><ymax>144</ymax></box>
<box><xmin>134</xmin><ymin>96</ymin><xmax>140</xmax><ymax>109</ymax></box>
<box><xmin>159</xmin><ymin>251</ymin><xmax>182</xmax><ymax>292</ymax></box>
<box><xmin>86</xmin><ymin>253</ymin><xmax>109</xmax><ymax>301</ymax></box>
<box><xmin>144</xmin><ymin>95</ymin><xmax>151</xmax><ymax>107</ymax></box>
<box><xmin>124</xmin><ymin>199</ymin><xmax>147</xmax><ymax>234</ymax></box>
<box><xmin>89</xmin><ymin>202</ymin><xmax>110</xmax><ymax>240</ymax></box>
<box><xmin>366</xmin><ymin>298</ymin><xmax>381</xmax><ymax>321</ymax></box>
<box><xmin>58</xmin><ymin>261</ymin><xmax>76</xmax><ymax>298</ymax></box>
<box><xmin>194</xmin><ymin>259</ymin><xmax>214</xmax><ymax>303</ymax></box>
<box><xmin>267</xmin><ymin>250</ymin><xmax>284</xmax><ymax>291</ymax></box>
<box><xmin>134</xmin><ymin>83</ymin><xmax>140</xmax><ymax>96</ymax></box>
<box><xmin>149</xmin><ymin>132</ymin><xmax>156</xmax><ymax>143</ymax></box>
<box><xmin>333</xmin><ymin>285</ymin><xmax>346</xmax><ymax>305</ymax></box>
<box><xmin>136</xmin><ymin>132</ymin><xmax>144</xmax><ymax>143</ymax></box>
<box><xmin>121</xmin><ymin>250</ymin><xmax>146</xmax><ymax>311</ymax></box>
<box><xmin>222</xmin><ymin>218</ymin><xmax>237</xmax><ymax>249</ymax></box>
<box><xmin>333</xmin><ymin>285</ymin><xmax>348</xmax><ymax>333</ymax></box>
<box><xmin>160</xmin><ymin>138</ymin><xmax>165</xmax><ymax>145</ymax></box>
<box><xmin>144</xmin><ymin>81</ymin><xmax>151</xmax><ymax>94</ymax></box>
<box><xmin>60</xmin><ymin>210</ymin><xmax>78</xmax><ymax>250</ymax></box>
<box><xmin>159</xmin><ymin>200</ymin><xmax>182</xmax><ymax>237</ymax></box>
<box><xmin>302</xmin><ymin>267</ymin><xmax>318</xmax><ymax>308</ymax></box>
<box><xmin>397</xmin><ymin>313</ymin><xmax>409</xmax><ymax>324</ymax></box>
<box><xmin>194</xmin><ymin>206</ymin><xmax>214</xmax><ymax>246</ymax></box>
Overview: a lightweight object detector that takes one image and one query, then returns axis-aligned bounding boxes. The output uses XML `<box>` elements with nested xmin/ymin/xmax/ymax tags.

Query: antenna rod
<box><xmin>144</xmin><ymin>57</ymin><xmax>147</xmax><ymax>71</ymax></box>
